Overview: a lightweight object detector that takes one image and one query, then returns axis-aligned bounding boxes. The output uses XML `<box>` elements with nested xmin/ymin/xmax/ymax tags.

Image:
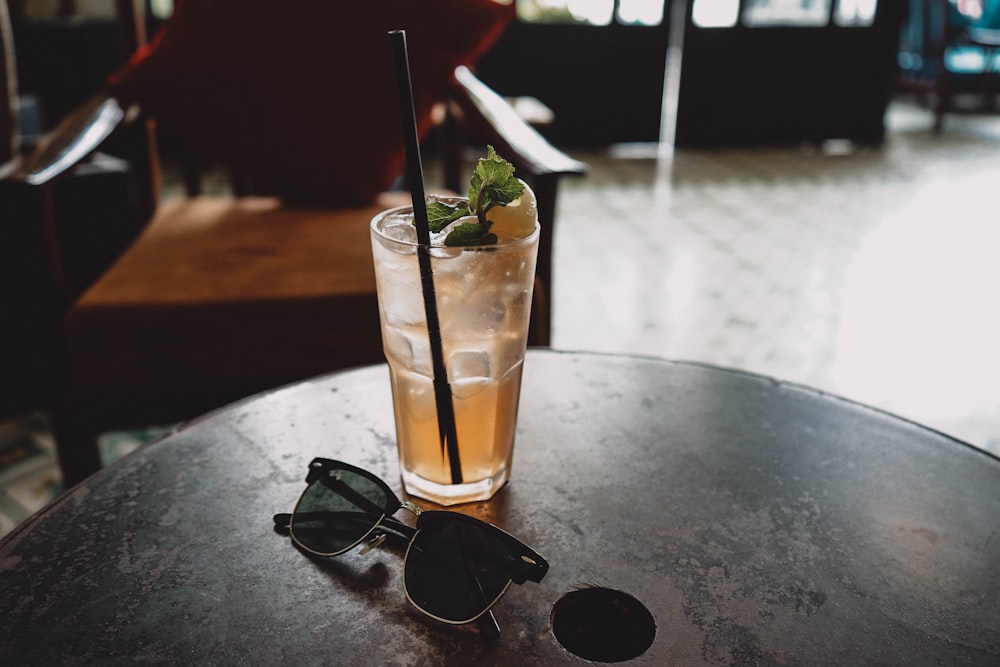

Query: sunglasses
<box><xmin>273</xmin><ymin>458</ymin><xmax>549</xmax><ymax>638</ymax></box>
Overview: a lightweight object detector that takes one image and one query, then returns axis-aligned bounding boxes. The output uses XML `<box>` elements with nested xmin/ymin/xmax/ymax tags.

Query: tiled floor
<box><xmin>552</xmin><ymin>101</ymin><xmax>1000</xmax><ymax>457</ymax></box>
<box><xmin>2</xmin><ymin>99</ymin><xmax>999</xmax><ymax>539</ymax></box>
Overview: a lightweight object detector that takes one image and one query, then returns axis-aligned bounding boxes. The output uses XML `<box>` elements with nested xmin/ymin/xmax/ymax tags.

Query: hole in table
<box><xmin>550</xmin><ymin>587</ymin><xmax>656</xmax><ymax>662</ymax></box>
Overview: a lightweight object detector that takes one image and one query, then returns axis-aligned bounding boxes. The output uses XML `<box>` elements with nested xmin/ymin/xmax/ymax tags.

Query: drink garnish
<box><xmin>422</xmin><ymin>146</ymin><xmax>531</xmax><ymax>247</ymax></box>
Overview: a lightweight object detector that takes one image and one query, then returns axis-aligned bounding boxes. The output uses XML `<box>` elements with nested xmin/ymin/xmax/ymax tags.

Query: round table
<box><xmin>2</xmin><ymin>351</ymin><xmax>998</xmax><ymax>664</ymax></box>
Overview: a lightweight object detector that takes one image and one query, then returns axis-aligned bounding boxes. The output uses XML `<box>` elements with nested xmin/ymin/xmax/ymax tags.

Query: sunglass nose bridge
<box><xmin>401</xmin><ymin>500</ymin><xmax>422</xmax><ymax>516</ymax></box>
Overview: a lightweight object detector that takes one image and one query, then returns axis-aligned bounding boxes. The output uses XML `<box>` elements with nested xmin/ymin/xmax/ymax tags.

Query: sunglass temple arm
<box><xmin>478</xmin><ymin>610</ymin><xmax>501</xmax><ymax>640</ymax></box>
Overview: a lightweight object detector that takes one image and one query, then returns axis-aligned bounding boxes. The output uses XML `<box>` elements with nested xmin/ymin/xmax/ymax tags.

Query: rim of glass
<box><xmin>371</xmin><ymin>198</ymin><xmax>540</xmax><ymax>251</ymax></box>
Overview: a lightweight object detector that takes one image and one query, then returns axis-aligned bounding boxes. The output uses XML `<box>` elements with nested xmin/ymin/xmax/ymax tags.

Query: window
<box><xmin>743</xmin><ymin>0</ymin><xmax>831</xmax><ymax>26</ymax></box>
<box><xmin>691</xmin><ymin>0</ymin><xmax>878</xmax><ymax>28</ymax></box>
<box><xmin>833</xmin><ymin>0</ymin><xmax>878</xmax><ymax>26</ymax></box>
<box><xmin>692</xmin><ymin>0</ymin><xmax>740</xmax><ymax>27</ymax></box>
<box><xmin>618</xmin><ymin>0</ymin><xmax>665</xmax><ymax>25</ymax></box>
<box><xmin>517</xmin><ymin>0</ymin><xmax>664</xmax><ymax>26</ymax></box>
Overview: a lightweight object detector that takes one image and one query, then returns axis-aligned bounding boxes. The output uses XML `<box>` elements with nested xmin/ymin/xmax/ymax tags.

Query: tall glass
<box><xmin>370</xmin><ymin>198</ymin><xmax>539</xmax><ymax>505</ymax></box>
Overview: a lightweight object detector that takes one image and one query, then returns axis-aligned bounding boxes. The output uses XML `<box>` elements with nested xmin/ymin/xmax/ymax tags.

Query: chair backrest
<box><xmin>104</xmin><ymin>0</ymin><xmax>516</xmax><ymax>211</ymax></box>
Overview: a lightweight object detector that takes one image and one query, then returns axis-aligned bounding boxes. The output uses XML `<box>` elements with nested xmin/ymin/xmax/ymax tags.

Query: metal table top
<box><xmin>2</xmin><ymin>350</ymin><xmax>998</xmax><ymax>664</ymax></box>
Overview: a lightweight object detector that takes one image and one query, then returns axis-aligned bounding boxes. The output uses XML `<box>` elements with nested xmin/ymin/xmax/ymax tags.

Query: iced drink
<box><xmin>370</xmin><ymin>196</ymin><xmax>539</xmax><ymax>505</ymax></box>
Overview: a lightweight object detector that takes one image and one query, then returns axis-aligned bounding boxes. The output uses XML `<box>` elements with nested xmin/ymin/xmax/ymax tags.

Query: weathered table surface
<box><xmin>2</xmin><ymin>350</ymin><xmax>998</xmax><ymax>664</ymax></box>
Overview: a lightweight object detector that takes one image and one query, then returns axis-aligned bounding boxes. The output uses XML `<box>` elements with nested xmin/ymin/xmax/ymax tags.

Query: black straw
<box><xmin>389</xmin><ymin>30</ymin><xmax>463</xmax><ymax>485</ymax></box>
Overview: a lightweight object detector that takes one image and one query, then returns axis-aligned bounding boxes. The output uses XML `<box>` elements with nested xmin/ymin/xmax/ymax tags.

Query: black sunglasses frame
<box><xmin>273</xmin><ymin>458</ymin><xmax>548</xmax><ymax>638</ymax></box>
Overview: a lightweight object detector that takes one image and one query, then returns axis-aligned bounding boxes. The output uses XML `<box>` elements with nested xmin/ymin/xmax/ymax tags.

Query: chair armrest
<box><xmin>449</xmin><ymin>66</ymin><xmax>586</xmax><ymax>180</ymax></box>
<box><xmin>447</xmin><ymin>66</ymin><xmax>585</xmax><ymax>348</ymax></box>
<box><xmin>1</xmin><ymin>90</ymin><xmax>127</xmax><ymax>185</ymax></box>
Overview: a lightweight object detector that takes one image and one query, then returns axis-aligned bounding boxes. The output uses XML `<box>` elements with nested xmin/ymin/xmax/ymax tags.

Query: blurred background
<box><xmin>3</xmin><ymin>0</ymin><xmax>998</xmax><ymax>537</ymax></box>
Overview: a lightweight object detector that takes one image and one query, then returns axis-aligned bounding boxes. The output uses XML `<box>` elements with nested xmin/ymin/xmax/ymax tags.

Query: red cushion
<box><xmin>107</xmin><ymin>0</ymin><xmax>513</xmax><ymax>206</ymax></box>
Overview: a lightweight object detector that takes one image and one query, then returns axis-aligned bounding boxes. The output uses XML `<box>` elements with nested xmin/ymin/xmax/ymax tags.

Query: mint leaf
<box><xmin>444</xmin><ymin>223</ymin><xmax>498</xmax><ymax>247</ymax></box>
<box><xmin>426</xmin><ymin>200</ymin><xmax>469</xmax><ymax>232</ymax></box>
<box><xmin>469</xmin><ymin>145</ymin><xmax>525</xmax><ymax>225</ymax></box>
<box><xmin>414</xmin><ymin>147</ymin><xmax>522</xmax><ymax>246</ymax></box>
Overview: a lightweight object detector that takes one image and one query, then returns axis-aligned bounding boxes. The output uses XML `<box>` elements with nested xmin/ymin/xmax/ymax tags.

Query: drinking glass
<box><xmin>370</xmin><ymin>198</ymin><xmax>539</xmax><ymax>505</ymax></box>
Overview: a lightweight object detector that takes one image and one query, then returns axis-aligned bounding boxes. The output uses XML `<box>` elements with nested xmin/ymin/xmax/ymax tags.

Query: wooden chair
<box><xmin>897</xmin><ymin>0</ymin><xmax>1000</xmax><ymax>128</ymax></box>
<box><xmin>1</xmin><ymin>0</ymin><xmax>140</xmax><ymax>416</ymax></box>
<box><xmin>4</xmin><ymin>0</ymin><xmax>586</xmax><ymax>486</ymax></box>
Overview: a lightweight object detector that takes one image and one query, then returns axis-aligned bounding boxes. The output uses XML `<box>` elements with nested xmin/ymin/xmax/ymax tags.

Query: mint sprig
<box><xmin>443</xmin><ymin>222</ymin><xmax>498</xmax><ymax>247</ymax></box>
<box><xmin>426</xmin><ymin>200</ymin><xmax>469</xmax><ymax>233</ymax></box>
<box><xmin>422</xmin><ymin>146</ymin><xmax>524</xmax><ymax>247</ymax></box>
<box><xmin>469</xmin><ymin>145</ymin><xmax>524</xmax><ymax>225</ymax></box>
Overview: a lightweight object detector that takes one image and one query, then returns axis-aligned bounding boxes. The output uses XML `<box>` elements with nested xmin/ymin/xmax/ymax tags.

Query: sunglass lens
<box><xmin>404</xmin><ymin>518</ymin><xmax>514</xmax><ymax>623</ymax></box>
<box><xmin>290</xmin><ymin>468</ymin><xmax>389</xmax><ymax>556</ymax></box>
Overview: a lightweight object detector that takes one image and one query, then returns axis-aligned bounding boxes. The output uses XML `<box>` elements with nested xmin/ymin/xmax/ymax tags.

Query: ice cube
<box><xmin>476</xmin><ymin>299</ymin><xmax>508</xmax><ymax>336</ymax></box>
<box><xmin>428</xmin><ymin>245</ymin><xmax>463</xmax><ymax>259</ymax></box>
<box><xmin>448</xmin><ymin>349</ymin><xmax>491</xmax><ymax>383</ymax></box>
<box><xmin>383</xmin><ymin>293</ymin><xmax>426</xmax><ymax>328</ymax></box>
<box><xmin>377</xmin><ymin>258</ymin><xmax>428</xmax><ymax>327</ymax></box>
<box><xmin>382</xmin><ymin>220</ymin><xmax>418</xmax><ymax>245</ymax></box>
<box><xmin>383</xmin><ymin>328</ymin><xmax>410</xmax><ymax>365</ymax></box>
<box><xmin>407</xmin><ymin>331</ymin><xmax>433</xmax><ymax>376</ymax></box>
<box><xmin>396</xmin><ymin>370</ymin><xmax>436</xmax><ymax>422</ymax></box>
<box><xmin>493</xmin><ymin>329</ymin><xmax>528</xmax><ymax>375</ymax></box>
<box><xmin>385</xmin><ymin>327</ymin><xmax>432</xmax><ymax>376</ymax></box>
<box><xmin>450</xmin><ymin>376</ymin><xmax>491</xmax><ymax>400</ymax></box>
